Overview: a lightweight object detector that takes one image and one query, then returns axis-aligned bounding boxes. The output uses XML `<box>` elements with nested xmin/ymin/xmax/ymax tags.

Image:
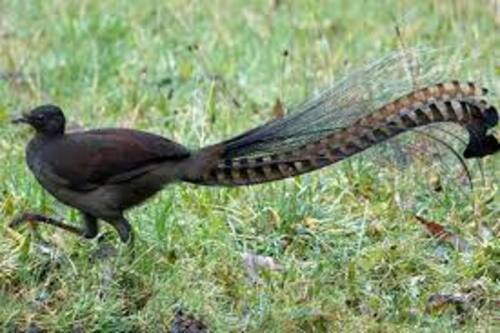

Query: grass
<box><xmin>0</xmin><ymin>0</ymin><xmax>498</xmax><ymax>331</ymax></box>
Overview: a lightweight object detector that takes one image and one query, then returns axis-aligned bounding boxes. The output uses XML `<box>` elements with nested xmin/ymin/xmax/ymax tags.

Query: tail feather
<box><xmin>182</xmin><ymin>81</ymin><xmax>497</xmax><ymax>186</ymax></box>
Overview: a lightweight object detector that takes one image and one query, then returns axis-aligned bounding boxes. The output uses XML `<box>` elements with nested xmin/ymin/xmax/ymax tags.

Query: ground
<box><xmin>0</xmin><ymin>0</ymin><xmax>498</xmax><ymax>331</ymax></box>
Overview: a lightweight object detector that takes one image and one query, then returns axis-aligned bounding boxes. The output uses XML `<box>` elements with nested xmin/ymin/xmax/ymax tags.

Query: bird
<box><xmin>11</xmin><ymin>80</ymin><xmax>499</xmax><ymax>243</ymax></box>
<box><xmin>11</xmin><ymin>44</ymin><xmax>499</xmax><ymax>248</ymax></box>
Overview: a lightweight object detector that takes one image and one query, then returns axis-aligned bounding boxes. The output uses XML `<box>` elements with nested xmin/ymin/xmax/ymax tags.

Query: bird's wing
<box><xmin>38</xmin><ymin>128</ymin><xmax>190</xmax><ymax>191</ymax></box>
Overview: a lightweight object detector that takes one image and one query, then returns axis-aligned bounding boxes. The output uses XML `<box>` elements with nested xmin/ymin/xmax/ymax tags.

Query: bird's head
<box><xmin>13</xmin><ymin>104</ymin><xmax>66</xmax><ymax>136</ymax></box>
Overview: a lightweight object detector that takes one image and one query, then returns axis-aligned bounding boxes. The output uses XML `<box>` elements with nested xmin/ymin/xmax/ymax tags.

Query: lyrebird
<box><xmin>11</xmin><ymin>51</ymin><xmax>499</xmax><ymax>243</ymax></box>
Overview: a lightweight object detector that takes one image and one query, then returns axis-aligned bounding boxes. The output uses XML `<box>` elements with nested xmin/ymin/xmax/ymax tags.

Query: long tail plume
<box><xmin>181</xmin><ymin>48</ymin><xmax>499</xmax><ymax>186</ymax></box>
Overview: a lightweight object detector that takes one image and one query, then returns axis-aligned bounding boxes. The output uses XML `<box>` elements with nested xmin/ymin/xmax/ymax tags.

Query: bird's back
<box><xmin>26</xmin><ymin>128</ymin><xmax>191</xmax><ymax>192</ymax></box>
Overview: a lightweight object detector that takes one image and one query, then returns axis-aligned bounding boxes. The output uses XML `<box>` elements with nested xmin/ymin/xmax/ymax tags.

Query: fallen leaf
<box><xmin>242</xmin><ymin>252</ymin><xmax>283</xmax><ymax>283</ymax></box>
<box><xmin>414</xmin><ymin>215</ymin><xmax>470</xmax><ymax>252</ymax></box>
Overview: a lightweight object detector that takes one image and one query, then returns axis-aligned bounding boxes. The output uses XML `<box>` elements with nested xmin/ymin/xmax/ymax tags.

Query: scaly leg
<box><xmin>104</xmin><ymin>215</ymin><xmax>133</xmax><ymax>244</ymax></box>
<box><xmin>9</xmin><ymin>212</ymin><xmax>97</xmax><ymax>239</ymax></box>
<box><xmin>82</xmin><ymin>213</ymin><xmax>99</xmax><ymax>239</ymax></box>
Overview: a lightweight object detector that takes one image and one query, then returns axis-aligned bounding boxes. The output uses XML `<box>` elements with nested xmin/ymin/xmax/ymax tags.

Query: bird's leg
<box><xmin>82</xmin><ymin>213</ymin><xmax>99</xmax><ymax>239</ymax></box>
<box><xmin>10</xmin><ymin>212</ymin><xmax>87</xmax><ymax>238</ymax></box>
<box><xmin>104</xmin><ymin>216</ymin><xmax>136</xmax><ymax>258</ymax></box>
<box><xmin>104</xmin><ymin>216</ymin><xmax>132</xmax><ymax>244</ymax></box>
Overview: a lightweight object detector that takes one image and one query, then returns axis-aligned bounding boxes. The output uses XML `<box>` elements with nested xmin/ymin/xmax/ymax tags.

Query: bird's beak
<box><xmin>11</xmin><ymin>114</ymin><xmax>29</xmax><ymax>124</ymax></box>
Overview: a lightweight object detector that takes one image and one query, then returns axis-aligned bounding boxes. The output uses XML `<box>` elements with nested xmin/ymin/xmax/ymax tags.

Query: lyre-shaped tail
<box><xmin>181</xmin><ymin>81</ymin><xmax>498</xmax><ymax>187</ymax></box>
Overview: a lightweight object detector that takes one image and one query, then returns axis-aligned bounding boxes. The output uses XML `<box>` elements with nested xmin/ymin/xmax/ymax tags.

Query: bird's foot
<box><xmin>9</xmin><ymin>212</ymin><xmax>41</xmax><ymax>229</ymax></box>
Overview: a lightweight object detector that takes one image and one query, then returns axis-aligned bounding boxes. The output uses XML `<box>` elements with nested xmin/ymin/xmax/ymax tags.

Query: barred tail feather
<box><xmin>181</xmin><ymin>80</ymin><xmax>497</xmax><ymax>187</ymax></box>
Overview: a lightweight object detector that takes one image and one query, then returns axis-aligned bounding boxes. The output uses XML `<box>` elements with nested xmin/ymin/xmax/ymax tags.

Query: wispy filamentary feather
<box><xmin>219</xmin><ymin>48</ymin><xmax>477</xmax><ymax>157</ymax></box>
<box><xmin>182</xmin><ymin>47</ymin><xmax>498</xmax><ymax>186</ymax></box>
<box><xmin>13</xmin><ymin>47</ymin><xmax>499</xmax><ymax>244</ymax></box>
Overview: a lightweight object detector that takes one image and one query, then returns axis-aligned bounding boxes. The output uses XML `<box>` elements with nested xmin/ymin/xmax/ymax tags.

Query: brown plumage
<box><xmin>12</xmin><ymin>50</ymin><xmax>499</xmax><ymax>243</ymax></box>
<box><xmin>182</xmin><ymin>81</ymin><xmax>497</xmax><ymax>186</ymax></box>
